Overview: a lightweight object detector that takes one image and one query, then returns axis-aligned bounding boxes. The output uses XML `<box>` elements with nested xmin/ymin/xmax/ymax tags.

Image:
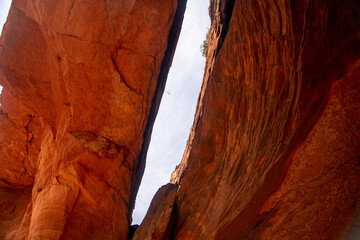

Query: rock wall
<box><xmin>0</xmin><ymin>0</ymin><xmax>186</xmax><ymax>239</ymax></box>
<box><xmin>1</xmin><ymin>0</ymin><xmax>360</xmax><ymax>239</ymax></box>
<box><xmin>137</xmin><ymin>0</ymin><xmax>360</xmax><ymax>239</ymax></box>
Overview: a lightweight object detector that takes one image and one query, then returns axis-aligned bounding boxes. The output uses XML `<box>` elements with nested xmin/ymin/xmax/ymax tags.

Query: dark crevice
<box><xmin>0</xmin><ymin>177</ymin><xmax>14</xmax><ymax>186</ymax></box>
<box><xmin>210</xmin><ymin>0</ymin><xmax>235</xmax><ymax>56</ymax></box>
<box><xmin>128</xmin><ymin>0</ymin><xmax>188</xmax><ymax>224</ymax></box>
<box><xmin>65</xmin><ymin>0</ymin><xmax>76</xmax><ymax>25</ymax></box>
<box><xmin>63</xmin><ymin>33</ymin><xmax>80</xmax><ymax>39</ymax></box>
<box><xmin>110</xmin><ymin>55</ymin><xmax>142</xmax><ymax>95</ymax></box>
<box><xmin>10</xmin><ymin>204</ymin><xmax>16</xmax><ymax>214</ymax></box>
<box><xmin>22</xmin><ymin>114</ymin><xmax>34</xmax><ymax>177</ymax></box>
<box><xmin>165</xmin><ymin>198</ymin><xmax>179</xmax><ymax>240</ymax></box>
<box><xmin>128</xmin><ymin>225</ymin><xmax>139</xmax><ymax>239</ymax></box>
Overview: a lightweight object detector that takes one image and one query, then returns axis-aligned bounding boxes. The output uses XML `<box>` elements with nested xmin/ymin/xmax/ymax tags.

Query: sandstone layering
<box><xmin>136</xmin><ymin>0</ymin><xmax>360</xmax><ymax>239</ymax></box>
<box><xmin>0</xmin><ymin>0</ymin><xmax>186</xmax><ymax>239</ymax></box>
<box><xmin>1</xmin><ymin>0</ymin><xmax>360</xmax><ymax>240</ymax></box>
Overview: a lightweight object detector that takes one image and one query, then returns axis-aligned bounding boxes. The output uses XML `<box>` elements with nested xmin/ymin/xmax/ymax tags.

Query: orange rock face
<box><xmin>133</xmin><ymin>184</ymin><xmax>178</xmax><ymax>240</ymax></box>
<box><xmin>1</xmin><ymin>0</ymin><xmax>360</xmax><ymax>239</ymax></box>
<box><xmin>138</xmin><ymin>0</ymin><xmax>360</xmax><ymax>239</ymax></box>
<box><xmin>257</xmin><ymin>63</ymin><xmax>360</xmax><ymax>240</ymax></box>
<box><xmin>0</xmin><ymin>0</ymin><xmax>186</xmax><ymax>239</ymax></box>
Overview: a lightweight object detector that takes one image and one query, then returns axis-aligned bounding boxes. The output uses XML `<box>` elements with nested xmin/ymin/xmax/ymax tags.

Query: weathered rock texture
<box><xmin>137</xmin><ymin>0</ymin><xmax>360</xmax><ymax>239</ymax></box>
<box><xmin>0</xmin><ymin>0</ymin><xmax>186</xmax><ymax>239</ymax></box>
<box><xmin>133</xmin><ymin>183</ymin><xmax>178</xmax><ymax>240</ymax></box>
<box><xmin>2</xmin><ymin>0</ymin><xmax>360</xmax><ymax>239</ymax></box>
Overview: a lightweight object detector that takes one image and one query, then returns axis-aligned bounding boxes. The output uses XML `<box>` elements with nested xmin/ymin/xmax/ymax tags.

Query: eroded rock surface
<box><xmin>138</xmin><ymin>0</ymin><xmax>360</xmax><ymax>239</ymax></box>
<box><xmin>2</xmin><ymin>0</ymin><xmax>360</xmax><ymax>239</ymax></box>
<box><xmin>133</xmin><ymin>184</ymin><xmax>177</xmax><ymax>240</ymax></box>
<box><xmin>0</xmin><ymin>0</ymin><xmax>186</xmax><ymax>239</ymax></box>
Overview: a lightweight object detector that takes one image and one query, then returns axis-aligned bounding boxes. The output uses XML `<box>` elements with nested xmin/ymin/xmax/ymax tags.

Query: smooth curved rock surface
<box><xmin>0</xmin><ymin>0</ymin><xmax>186</xmax><ymax>239</ymax></box>
<box><xmin>256</xmin><ymin>62</ymin><xmax>360</xmax><ymax>240</ymax></box>
<box><xmin>138</xmin><ymin>0</ymin><xmax>360</xmax><ymax>239</ymax></box>
<box><xmin>2</xmin><ymin>0</ymin><xmax>360</xmax><ymax>239</ymax></box>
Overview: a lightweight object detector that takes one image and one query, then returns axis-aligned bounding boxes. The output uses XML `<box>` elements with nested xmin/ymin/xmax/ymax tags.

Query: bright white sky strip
<box><xmin>0</xmin><ymin>0</ymin><xmax>12</xmax><ymax>94</ymax></box>
<box><xmin>132</xmin><ymin>0</ymin><xmax>210</xmax><ymax>224</ymax></box>
<box><xmin>0</xmin><ymin>0</ymin><xmax>11</xmax><ymax>34</ymax></box>
<box><xmin>0</xmin><ymin>0</ymin><xmax>210</xmax><ymax>225</ymax></box>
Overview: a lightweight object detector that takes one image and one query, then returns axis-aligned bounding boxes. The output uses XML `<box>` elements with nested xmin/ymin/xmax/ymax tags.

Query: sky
<box><xmin>0</xmin><ymin>0</ymin><xmax>11</xmax><ymax>34</ymax></box>
<box><xmin>0</xmin><ymin>0</ymin><xmax>210</xmax><ymax>225</ymax></box>
<box><xmin>132</xmin><ymin>0</ymin><xmax>210</xmax><ymax>224</ymax></box>
<box><xmin>0</xmin><ymin>0</ymin><xmax>12</xmax><ymax>94</ymax></box>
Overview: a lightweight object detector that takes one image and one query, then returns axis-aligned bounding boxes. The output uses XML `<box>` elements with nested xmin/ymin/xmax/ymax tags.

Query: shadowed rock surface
<box><xmin>136</xmin><ymin>0</ymin><xmax>360</xmax><ymax>239</ymax></box>
<box><xmin>1</xmin><ymin>0</ymin><xmax>360</xmax><ymax>239</ymax></box>
<box><xmin>0</xmin><ymin>0</ymin><xmax>186</xmax><ymax>239</ymax></box>
<box><xmin>133</xmin><ymin>183</ymin><xmax>178</xmax><ymax>240</ymax></box>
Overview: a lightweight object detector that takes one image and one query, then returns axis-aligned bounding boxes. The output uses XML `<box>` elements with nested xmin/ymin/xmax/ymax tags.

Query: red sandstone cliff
<box><xmin>0</xmin><ymin>0</ymin><xmax>186</xmax><ymax>239</ymax></box>
<box><xmin>1</xmin><ymin>0</ymin><xmax>360</xmax><ymax>239</ymax></box>
<box><xmin>135</xmin><ymin>0</ymin><xmax>360</xmax><ymax>239</ymax></box>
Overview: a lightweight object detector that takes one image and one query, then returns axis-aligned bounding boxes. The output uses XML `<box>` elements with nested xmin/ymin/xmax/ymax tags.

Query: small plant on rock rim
<box><xmin>200</xmin><ymin>28</ymin><xmax>210</xmax><ymax>57</ymax></box>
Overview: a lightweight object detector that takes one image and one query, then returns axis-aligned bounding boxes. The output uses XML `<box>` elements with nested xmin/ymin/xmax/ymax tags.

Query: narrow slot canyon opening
<box><xmin>131</xmin><ymin>0</ymin><xmax>210</xmax><ymax>225</ymax></box>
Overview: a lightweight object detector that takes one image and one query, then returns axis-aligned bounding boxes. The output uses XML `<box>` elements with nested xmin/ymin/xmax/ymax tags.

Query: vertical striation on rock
<box><xmin>2</xmin><ymin>0</ymin><xmax>360</xmax><ymax>239</ymax></box>
<box><xmin>256</xmin><ymin>62</ymin><xmax>360</xmax><ymax>240</ymax></box>
<box><xmin>0</xmin><ymin>0</ymin><xmax>186</xmax><ymax>239</ymax></box>
<box><xmin>137</xmin><ymin>0</ymin><xmax>360</xmax><ymax>239</ymax></box>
